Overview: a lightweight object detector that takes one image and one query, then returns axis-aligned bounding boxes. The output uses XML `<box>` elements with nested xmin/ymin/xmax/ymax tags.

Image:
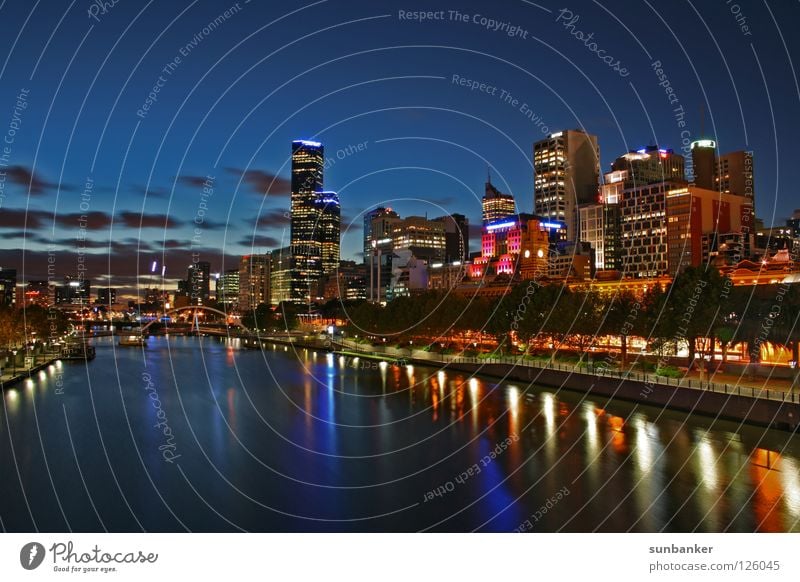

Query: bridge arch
<box><xmin>140</xmin><ymin>306</ymin><xmax>252</xmax><ymax>333</ymax></box>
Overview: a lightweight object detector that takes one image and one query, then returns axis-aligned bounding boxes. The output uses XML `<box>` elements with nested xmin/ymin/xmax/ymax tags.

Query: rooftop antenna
<box><xmin>487</xmin><ymin>166</ymin><xmax>492</xmax><ymax>185</ymax></box>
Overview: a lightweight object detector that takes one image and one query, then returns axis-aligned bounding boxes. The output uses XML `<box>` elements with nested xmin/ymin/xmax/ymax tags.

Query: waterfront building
<box><xmin>363</xmin><ymin>207</ymin><xmax>399</xmax><ymax>262</ymax></box>
<box><xmin>55</xmin><ymin>276</ymin><xmax>91</xmax><ymax>305</ymax></box>
<box><xmin>433</xmin><ymin>213</ymin><xmax>470</xmax><ymax>262</ymax></box>
<box><xmin>269</xmin><ymin>246</ymin><xmax>292</xmax><ymax>306</ymax></box>
<box><xmin>290</xmin><ymin>139</ymin><xmax>325</xmax><ymax>304</ymax></box>
<box><xmin>239</xmin><ymin>254</ymin><xmax>270</xmax><ymax>311</ymax></box>
<box><xmin>428</xmin><ymin>261</ymin><xmax>466</xmax><ymax>291</ymax></box>
<box><xmin>534</xmin><ymin>129</ymin><xmax>600</xmax><ymax>241</ymax></box>
<box><xmin>187</xmin><ymin>261</ymin><xmax>211</xmax><ymax>305</ymax></box>
<box><xmin>96</xmin><ymin>287</ymin><xmax>117</xmax><ymax>306</ymax></box>
<box><xmin>18</xmin><ymin>280</ymin><xmax>51</xmax><ymax>308</ymax></box>
<box><xmin>320</xmin><ymin>191</ymin><xmax>341</xmax><ymax>275</ymax></box>
<box><xmin>216</xmin><ymin>269</ymin><xmax>240</xmax><ymax>308</ymax></box>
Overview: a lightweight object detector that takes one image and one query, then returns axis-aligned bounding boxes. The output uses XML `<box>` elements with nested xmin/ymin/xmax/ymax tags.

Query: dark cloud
<box><xmin>226</xmin><ymin>167</ymin><xmax>290</xmax><ymax>196</ymax></box>
<box><xmin>176</xmin><ymin>175</ymin><xmax>210</xmax><ymax>188</ymax></box>
<box><xmin>54</xmin><ymin>211</ymin><xmax>113</xmax><ymax>230</ymax></box>
<box><xmin>236</xmin><ymin>235</ymin><xmax>280</xmax><ymax>248</ymax></box>
<box><xmin>0</xmin><ymin>208</ymin><xmax>50</xmax><ymax>229</ymax></box>
<box><xmin>4</xmin><ymin>165</ymin><xmax>66</xmax><ymax>195</ymax></box>
<box><xmin>244</xmin><ymin>208</ymin><xmax>290</xmax><ymax>229</ymax></box>
<box><xmin>118</xmin><ymin>211</ymin><xmax>183</xmax><ymax>229</ymax></box>
<box><xmin>0</xmin><ymin>229</ymin><xmax>31</xmax><ymax>239</ymax></box>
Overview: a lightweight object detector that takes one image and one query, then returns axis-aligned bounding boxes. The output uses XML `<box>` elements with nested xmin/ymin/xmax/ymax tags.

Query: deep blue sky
<box><xmin>0</xmin><ymin>0</ymin><xmax>798</xmax><ymax>295</ymax></box>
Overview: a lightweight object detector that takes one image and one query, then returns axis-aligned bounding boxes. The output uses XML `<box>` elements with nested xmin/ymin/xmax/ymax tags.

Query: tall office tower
<box><xmin>290</xmin><ymin>140</ymin><xmax>325</xmax><ymax>304</ymax></box>
<box><xmin>482</xmin><ymin>179</ymin><xmax>516</xmax><ymax>225</ymax></box>
<box><xmin>238</xmin><ymin>254</ymin><xmax>270</xmax><ymax>311</ymax></box>
<box><xmin>666</xmin><ymin>185</ymin><xmax>753</xmax><ymax>275</ymax></box>
<box><xmin>578</xmin><ymin>204</ymin><xmax>605</xmax><ymax>270</ymax></box>
<box><xmin>610</xmin><ymin>145</ymin><xmax>685</xmax><ymax>186</ymax></box>
<box><xmin>319</xmin><ymin>191</ymin><xmax>341</xmax><ymax>275</ymax></box>
<box><xmin>363</xmin><ymin>207</ymin><xmax>399</xmax><ymax>261</ymax></box>
<box><xmin>0</xmin><ymin>267</ymin><xmax>17</xmax><ymax>306</ymax></box>
<box><xmin>716</xmin><ymin>150</ymin><xmax>754</xmax><ymax>199</ymax></box>
<box><xmin>269</xmin><ymin>246</ymin><xmax>292</xmax><ymax>306</ymax></box>
<box><xmin>618</xmin><ymin>180</ymin><xmax>686</xmax><ymax>278</ymax></box>
<box><xmin>96</xmin><ymin>287</ymin><xmax>117</xmax><ymax>305</ymax></box>
<box><xmin>534</xmin><ymin>129</ymin><xmax>600</xmax><ymax>241</ymax></box>
<box><xmin>691</xmin><ymin>139</ymin><xmax>716</xmax><ymax>189</ymax></box>
<box><xmin>390</xmin><ymin>215</ymin><xmax>447</xmax><ymax>262</ymax></box>
<box><xmin>55</xmin><ymin>276</ymin><xmax>91</xmax><ymax>305</ymax></box>
<box><xmin>187</xmin><ymin>261</ymin><xmax>211</xmax><ymax>305</ymax></box>
<box><xmin>433</xmin><ymin>213</ymin><xmax>470</xmax><ymax>262</ymax></box>
<box><xmin>216</xmin><ymin>269</ymin><xmax>240</xmax><ymax>307</ymax></box>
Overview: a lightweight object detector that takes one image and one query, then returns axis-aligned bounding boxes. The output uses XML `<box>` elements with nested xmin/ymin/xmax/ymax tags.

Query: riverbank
<box><xmin>0</xmin><ymin>355</ymin><xmax>59</xmax><ymax>389</ymax></box>
<box><xmin>249</xmin><ymin>336</ymin><xmax>800</xmax><ymax>432</ymax></box>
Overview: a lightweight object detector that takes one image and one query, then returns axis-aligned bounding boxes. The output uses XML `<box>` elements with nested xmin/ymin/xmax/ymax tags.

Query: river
<box><xmin>1</xmin><ymin>336</ymin><xmax>798</xmax><ymax>532</ymax></box>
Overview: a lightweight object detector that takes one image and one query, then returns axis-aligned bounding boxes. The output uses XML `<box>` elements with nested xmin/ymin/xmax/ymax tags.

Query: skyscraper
<box><xmin>610</xmin><ymin>145</ymin><xmax>685</xmax><ymax>186</ymax></box>
<box><xmin>363</xmin><ymin>207</ymin><xmax>399</xmax><ymax>261</ymax></box>
<box><xmin>320</xmin><ymin>191</ymin><xmax>341</xmax><ymax>275</ymax></box>
<box><xmin>433</xmin><ymin>213</ymin><xmax>470</xmax><ymax>262</ymax></box>
<box><xmin>238</xmin><ymin>254</ymin><xmax>270</xmax><ymax>311</ymax></box>
<box><xmin>691</xmin><ymin>139</ymin><xmax>716</xmax><ymax>189</ymax></box>
<box><xmin>290</xmin><ymin>140</ymin><xmax>325</xmax><ymax>304</ymax></box>
<box><xmin>482</xmin><ymin>179</ymin><xmax>516</xmax><ymax>225</ymax></box>
<box><xmin>187</xmin><ymin>261</ymin><xmax>211</xmax><ymax>305</ymax></box>
<box><xmin>216</xmin><ymin>269</ymin><xmax>240</xmax><ymax>308</ymax></box>
<box><xmin>0</xmin><ymin>267</ymin><xmax>17</xmax><ymax>307</ymax></box>
<box><xmin>534</xmin><ymin>129</ymin><xmax>600</xmax><ymax>241</ymax></box>
<box><xmin>716</xmin><ymin>150</ymin><xmax>754</xmax><ymax>199</ymax></box>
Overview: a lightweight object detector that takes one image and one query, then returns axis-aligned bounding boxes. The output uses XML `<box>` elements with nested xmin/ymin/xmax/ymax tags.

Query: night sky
<box><xmin>0</xmin><ymin>0</ymin><xmax>798</xmax><ymax>297</ymax></box>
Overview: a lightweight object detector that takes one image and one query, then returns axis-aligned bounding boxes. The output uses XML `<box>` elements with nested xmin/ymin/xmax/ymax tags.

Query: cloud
<box><xmin>0</xmin><ymin>208</ymin><xmax>55</xmax><ymax>229</ymax></box>
<box><xmin>236</xmin><ymin>234</ymin><xmax>280</xmax><ymax>248</ymax></box>
<box><xmin>118</xmin><ymin>211</ymin><xmax>183</xmax><ymax>229</ymax></box>
<box><xmin>244</xmin><ymin>208</ymin><xmax>290</xmax><ymax>229</ymax></box>
<box><xmin>226</xmin><ymin>167</ymin><xmax>290</xmax><ymax>196</ymax></box>
<box><xmin>4</xmin><ymin>165</ymin><xmax>66</xmax><ymax>195</ymax></box>
<box><xmin>54</xmin><ymin>211</ymin><xmax>113</xmax><ymax>230</ymax></box>
<box><xmin>177</xmin><ymin>175</ymin><xmax>210</xmax><ymax>188</ymax></box>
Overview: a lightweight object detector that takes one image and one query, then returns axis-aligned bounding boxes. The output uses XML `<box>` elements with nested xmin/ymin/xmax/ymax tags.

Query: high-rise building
<box><xmin>716</xmin><ymin>150</ymin><xmax>754</xmax><ymax>199</ymax></box>
<box><xmin>787</xmin><ymin>209</ymin><xmax>800</xmax><ymax>237</ymax></box>
<box><xmin>390</xmin><ymin>215</ymin><xmax>446</xmax><ymax>262</ymax></box>
<box><xmin>96</xmin><ymin>287</ymin><xmax>117</xmax><ymax>305</ymax></box>
<box><xmin>666</xmin><ymin>185</ymin><xmax>753</xmax><ymax>275</ymax></box>
<box><xmin>290</xmin><ymin>140</ymin><xmax>325</xmax><ymax>304</ymax></box>
<box><xmin>55</xmin><ymin>276</ymin><xmax>91</xmax><ymax>305</ymax></box>
<box><xmin>610</xmin><ymin>146</ymin><xmax>685</xmax><ymax>186</ymax></box>
<box><xmin>238</xmin><ymin>255</ymin><xmax>270</xmax><ymax>311</ymax></box>
<box><xmin>364</xmin><ymin>206</ymin><xmax>400</xmax><ymax>263</ymax></box>
<box><xmin>534</xmin><ymin>129</ymin><xmax>600</xmax><ymax>241</ymax></box>
<box><xmin>0</xmin><ymin>267</ymin><xmax>17</xmax><ymax>307</ymax></box>
<box><xmin>187</xmin><ymin>261</ymin><xmax>211</xmax><ymax>305</ymax></box>
<box><xmin>482</xmin><ymin>179</ymin><xmax>516</xmax><ymax>225</ymax></box>
<box><xmin>618</xmin><ymin>180</ymin><xmax>685</xmax><ymax>278</ymax></box>
<box><xmin>269</xmin><ymin>247</ymin><xmax>292</xmax><ymax>306</ymax></box>
<box><xmin>216</xmin><ymin>269</ymin><xmax>240</xmax><ymax>307</ymax></box>
<box><xmin>433</xmin><ymin>213</ymin><xmax>470</xmax><ymax>262</ymax></box>
<box><xmin>578</xmin><ymin>203</ymin><xmax>605</xmax><ymax>270</ymax></box>
<box><xmin>691</xmin><ymin>139</ymin><xmax>716</xmax><ymax>189</ymax></box>
<box><xmin>319</xmin><ymin>191</ymin><xmax>341</xmax><ymax>275</ymax></box>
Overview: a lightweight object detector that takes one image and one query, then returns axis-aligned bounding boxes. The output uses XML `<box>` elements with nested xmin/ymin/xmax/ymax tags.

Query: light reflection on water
<box><xmin>1</xmin><ymin>335</ymin><xmax>799</xmax><ymax>533</ymax></box>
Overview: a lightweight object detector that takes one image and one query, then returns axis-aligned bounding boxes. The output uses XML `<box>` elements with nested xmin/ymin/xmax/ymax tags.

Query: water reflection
<box><xmin>1</xmin><ymin>337</ymin><xmax>799</xmax><ymax>532</ymax></box>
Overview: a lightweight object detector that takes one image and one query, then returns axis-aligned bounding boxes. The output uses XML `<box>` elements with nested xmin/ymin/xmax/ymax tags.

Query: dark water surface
<box><xmin>1</xmin><ymin>336</ymin><xmax>799</xmax><ymax>532</ymax></box>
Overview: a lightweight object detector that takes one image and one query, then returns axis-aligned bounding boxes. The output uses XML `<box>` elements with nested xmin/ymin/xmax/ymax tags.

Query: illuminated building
<box><xmin>482</xmin><ymin>179</ymin><xmax>516</xmax><ymax>225</ymax></box>
<box><xmin>55</xmin><ymin>276</ymin><xmax>91</xmax><ymax>305</ymax></box>
<box><xmin>238</xmin><ymin>254</ymin><xmax>270</xmax><ymax>310</ymax></box>
<box><xmin>610</xmin><ymin>145</ymin><xmax>685</xmax><ymax>186</ymax></box>
<box><xmin>269</xmin><ymin>246</ymin><xmax>292</xmax><ymax>306</ymax></box>
<box><xmin>319</xmin><ymin>191</ymin><xmax>340</xmax><ymax>275</ymax></box>
<box><xmin>433</xmin><ymin>213</ymin><xmax>470</xmax><ymax>262</ymax></box>
<box><xmin>321</xmin><ymin>260</ymin><xmax>367</xmax><ymax>301</ymax></box>
<box><xmin>187</xmin><ymin>261</ymin><xmax>211</xmax><ymax>305</ymax></box>
<box><xmin>690</xmin><ymin>139</ymin><xmax>716</xmax><ymax>189</ymax></box>
<box><xmin>534</xmin><ymin>129</ymin><xmax>599</xmax><ymax>241</ymax></box>
<box><xmin>428</xmin><ymin>261</ymin><xmax>466</xmax><ymax>291</ymax></box>
<box><xmin>0</xmin><ymin>267</ymin><xmax>17</xmax><ymax>306</ymax></box>
<box><xmin>96</xmin><ymin>287</ymin><xmax>117</xmax><ymax>306</ymax></box>
<box><xmin>579</xmin><ymin>203</ymin><xmax>605</xmax><ymax>269</ymax></box>
<box><xmin>290</xmin><ymin>140</ymin><xmax>325</xmax><ymax>304</ymax></box>
<box><xmin>665</xmin><ymin>185</ymin><xmax>753</xmax><ymax>275</ymax></box>
<box><xmin>618</xmin><ymin>180</ymin><xmax>685</xmax><ymax>278</ymax></box>
<box><xmin>518</xmin><ymin>219</ymin><xmax>551</xmax><ymax>280</ymax></box>
<box><xmin>388</xmin><ymin>215</ymin><xmax>446</xmax><ymax>262</ymax></box>
<box><xmin>216</xmin><ymin>269</ymin><xmax>240</xmax><ymax>307</ymax></box>
<box><xmin>18</xmin><ymin>280</ymin><xmax>50</xmax><ymax>308</ymax></box>
<box><xmin>363</xmin><ymin>207</ymin><xmax>398</xmax><ymax>262</ymax></box>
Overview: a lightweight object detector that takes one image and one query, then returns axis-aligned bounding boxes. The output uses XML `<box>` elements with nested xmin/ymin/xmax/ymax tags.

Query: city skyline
<box><xmin>0</xmin><ymin>0</ymin><xmax>798</xmax><ymax>300</ymax></box>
